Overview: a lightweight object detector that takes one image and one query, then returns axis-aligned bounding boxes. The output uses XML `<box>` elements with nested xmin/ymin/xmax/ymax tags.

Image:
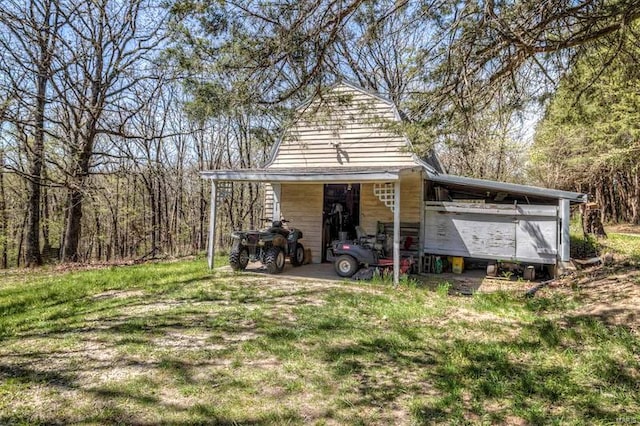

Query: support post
<box><xmin>207</xmin><ymin>181</ymin><xmax>218</xmax><ymax>269</ymax></box>
<box><xmin>559</xmin><ymin>198</ymin><xmax>570</xmax><ymax>262</ymax></box>
<box><xmin>418</xmin><ymin>175</ymin><xmax>425</xmax><ymax>273</ymax></box>
<box><xmin>393</xmin><ymin>180</ymin><xmax>401</xmax><ymax>285</ymax></box>
<box><xmin>272</xmin><ymin>183</ymin><xmax>281</xmax><ymax>221</ymax></box>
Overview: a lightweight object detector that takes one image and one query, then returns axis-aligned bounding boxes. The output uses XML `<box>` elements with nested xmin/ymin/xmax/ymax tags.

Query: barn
<box><xmin>201</xmin><ymin>82</ymin><xmax>587</xmax><ymax>283</ymax></box>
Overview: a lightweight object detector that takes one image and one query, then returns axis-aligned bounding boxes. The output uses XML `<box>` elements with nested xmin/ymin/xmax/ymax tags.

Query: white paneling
<box><xmin>269</xmin><ymin>84</ymin><xmax>417</xmax><ymax>169</ymax></box>
<box><xmin>280</xmin><ymin>184</ymin><xmax>323</xmax><ymax>263</ymax></box>
<box><xmin>516</xmin><ymin>216</ymin><xmax>557</xmax><ymax>262</ymax></box>
<box><xmin>423</xmin><ymin>202</ymin><xmax>559</xmax><ymax>264</ymax></box>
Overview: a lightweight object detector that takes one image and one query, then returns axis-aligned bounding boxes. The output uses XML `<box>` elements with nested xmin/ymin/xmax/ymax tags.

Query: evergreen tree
<box><xmin>532</xmin><ymin>30</ymin><xmax>640</xmax><ymax>223</ymax></box>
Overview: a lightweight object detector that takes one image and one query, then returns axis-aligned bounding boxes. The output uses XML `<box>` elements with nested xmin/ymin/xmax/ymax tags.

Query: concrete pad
<box><xmin>217</xmin><ymin>261</ymin><xmax>531</xmax><ymax>294</ymax></box>
<box><xmin>217</xmin><ymin>261</ymin><xmax>343</xmax><ymax>282</ymax></box>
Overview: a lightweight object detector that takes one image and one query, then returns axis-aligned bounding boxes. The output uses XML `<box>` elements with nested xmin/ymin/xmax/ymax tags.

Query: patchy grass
<box><xmin>601</xmin><ymin>232</ymin><xmax>640</xmax><ymax>262</ymax></box>
<box><xmin>0</xmin><ymin>257</ymin><xmax>639</xmax><ymax>425</ymax></box>
<box><xmin>543</xmin><ymin>228</ymin><xmax>640</xmax><ymax>334</ymax></box>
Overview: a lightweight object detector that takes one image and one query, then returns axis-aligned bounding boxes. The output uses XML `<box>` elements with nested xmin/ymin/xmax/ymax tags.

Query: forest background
<box><xmin>1</xmin><ymin>0</ymin><xmax>639</xmax><ymax>267</ymax></box>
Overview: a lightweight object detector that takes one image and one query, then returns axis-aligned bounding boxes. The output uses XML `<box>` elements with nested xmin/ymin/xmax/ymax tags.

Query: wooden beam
<box><xmin>393</xmin><ymin>180</ymin><xmax>401</xmax><ymax>285</ymax></box>
<box><xmin>424</xmin><ymin>202</ymin><xmax>558</xmax><ymax>217</ymax></box>
<box><xmin>201</xmin><ymin>170</ymin><xmax>402</xmax><ymax>183</ymax></box>
<box><xmin>207</xmin><ymin>181</ymin><xmax>218</xmax><ymax>269</ymax></box>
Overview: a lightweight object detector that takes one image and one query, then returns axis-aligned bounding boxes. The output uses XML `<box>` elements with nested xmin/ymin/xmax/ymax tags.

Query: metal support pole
<box><xmin>559</xmin><ymin>198</ymin><xmax>570</xmax><ymax>262</ymax></box>
<box><xmin>272</xmin><ymin>183</ymin><xmax>281</xmax><ymax>221</ymax></box>
<box><xmin>393</xmin><ymin>180</ymin><xmax>401</xmax><ymax>285</ymax></box>
<box><xmin>418</xmin><ymin>174</ymin><xmax>425</xmax><ymax>273</ymax></box>
<box><xmin>207</xmin><ymin>181</ymin><xmax>218</xmax><ymax>269</ymax></box>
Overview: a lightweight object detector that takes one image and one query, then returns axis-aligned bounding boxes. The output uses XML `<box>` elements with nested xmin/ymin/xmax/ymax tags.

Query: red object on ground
<box><xmin>376</xmin><ymin>257</ymin><xmax>414</xmax><ymax>273</ymax></box>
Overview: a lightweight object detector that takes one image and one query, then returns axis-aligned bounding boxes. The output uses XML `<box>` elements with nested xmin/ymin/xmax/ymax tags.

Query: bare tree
<box><xmin>0</xmin><ymin>0</ymin><xmax>65</xmax><ymax>266</ymax></box>
<box><xmin>328</xmin><ymin>2</ymin><xmax>424</xmax><ymax>106</ymax></box>
<box><xmin>0</xmin><ymin>99</ymin><xmax>9</xmax><ymax>268</ymax></box>
<box><xmin>49</xmin><ymin>0</ymin><xmax>167</xmax><ymax>261</ymax></box>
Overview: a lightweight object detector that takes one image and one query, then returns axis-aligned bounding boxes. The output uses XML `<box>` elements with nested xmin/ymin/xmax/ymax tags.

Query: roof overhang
<box><xmin>200</xmin><ymin>166</ymin><xmax>422</xmax><ymax>183</ymax></box>
<box><xmin>426</xmin><ymin>172</ymin><xmax>588</xmax><ymax>203</ymax></box>
<box><xmin>200</xmin><ymin>166</ymin><xmax>587</xmax><ymax>203</ymax></box>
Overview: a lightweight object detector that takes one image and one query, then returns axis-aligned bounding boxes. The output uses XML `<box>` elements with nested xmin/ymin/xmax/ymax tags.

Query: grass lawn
<box><xmin>1</xmin><ymin>249</ymin><xmax>639</xmax><ymax>425</ymax></box>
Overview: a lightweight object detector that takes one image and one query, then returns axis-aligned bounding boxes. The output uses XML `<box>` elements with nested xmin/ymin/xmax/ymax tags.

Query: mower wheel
<box><xmin>523</xmin><ymin>265</ymin><xmax>536</xmax><ymax>281</ymax></box>
<box><xmin>229</xmin><ymin>247</ymin><xmax>249</xmax><ymax>271</ymax></box>
<box><xmin>290</xmin><ymin>243</ymin><xmax>305</xmax><ymax>267</ymax></box>
<box><xmin>486</xmin><ymin>261</ymin><xmax>498</xmax><ymax>277</ymax></box>
<box><xmin>265</xmin><ymin>246</ymin><xmax>285</xmax><ymax>274</ymax></box>
<box><xmin>334</xmin><ymin>255</ymin><xmax>359</xmax><ymax>278</ymax></box>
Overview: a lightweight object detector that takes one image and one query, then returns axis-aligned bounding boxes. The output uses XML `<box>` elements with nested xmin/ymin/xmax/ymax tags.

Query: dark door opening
<box><xmin>322</xmin><ymin>184</ymin><xmax>360</xmax><ymax>262</ymax></box>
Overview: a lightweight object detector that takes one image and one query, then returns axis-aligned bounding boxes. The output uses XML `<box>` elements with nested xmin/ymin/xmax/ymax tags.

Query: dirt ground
<box><xmin>224</xmin><ymin>255</ymin><xmax>640</xmax><ymax>329</ymax></box>
<box><xmin>543</xmin><ymin>222</ymin><xmax>640</xmax><ymax>332</ymax></box>
<box><xmin>536</xmin><ymin>263</ymin><xmax>640</xmax><ymax>331</ymax></box>
<box><xmin>605</xmin><ymin>223</ymin><xmax>640</xmax><ymax>235</ymax></box>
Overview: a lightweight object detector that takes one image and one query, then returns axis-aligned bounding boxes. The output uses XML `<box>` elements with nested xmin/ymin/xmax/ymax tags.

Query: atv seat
<box><xmin>270</xmin><ymin>228</ymin><xmax>290</xmax><ymax>237</ymax></box>
<box><xmin>268</xmin><ymin>221</ymin><xmax>290</xmax><ymax>237</ymax></box>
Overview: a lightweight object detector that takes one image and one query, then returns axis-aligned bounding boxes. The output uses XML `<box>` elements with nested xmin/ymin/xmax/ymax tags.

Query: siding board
<box><xmin>423</xmin><ymin>202</ymin><xmax>559</xmax><ymax>264</ymax></box>
<box><xmin>264</xmin><ymin>183</ymin><xmax>274</xmax><ymax>219</ymax></box>
<box><xmin>360</xmin><ymin>172</ymin><xmax>423</xmax><ymax>235</ymax></box>
<box><xmin>268</xmin><ymin>84</ymin><xmax>417</xmax><ymax>169</ymax></box>
<box><xmin>280</xmin><ymin>184</ymin><xmax>323</xmax><ymax>263</ymax></box>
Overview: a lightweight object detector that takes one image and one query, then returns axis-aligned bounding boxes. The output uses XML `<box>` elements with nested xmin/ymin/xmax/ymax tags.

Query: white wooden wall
<box><xmin>423</xmin><ymin>202</ymin><xmax>559</xmax><ymax>264</ymax></box>
<box><xmin>268</xmin><ymin>84</ymin><xmax>418</xmax><ymax>168</ymax></box>
<box><xmin>360</xmin><ymin>172</ymin><xmax>423</xmax><ymax>234</ymax></box>
<box><xmin>280</xmin><ymin>184</ymin><xmax>324</xmax><ymax>263</ymax></box>
<box><xmin>260</xmin><ymin>84</ymin><xmax>427</xmax><ymax>264</ymax></box>
<box><xmin>264</xmin><ymin>183</ymin><xmax>274</xmax><ymax>219</ymax></box>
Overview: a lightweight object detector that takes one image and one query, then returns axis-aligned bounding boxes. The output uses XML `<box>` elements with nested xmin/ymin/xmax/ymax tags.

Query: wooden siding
<box><xmin>360</xmin><ymin>172</ymin><xmax>423</xmax><ymax>235</ymax></box>
<box><xmin>268</xmin><ymin>84</ymin><xmax>418</xmax><ymax>169</ymax></box>
<box><xmin>264</xmin><ymin>183</ymin><xmax>274</xmax><ymax>219</ymax></box>
<box><xmin>423</xmin><ymin>202</ymin><xmax>559</xmax><ymax>264</ymax></box>
<box><xmin>280</xmin><ymin>184</ymin><xmax>324</xmax><ymax>263</ymax></box>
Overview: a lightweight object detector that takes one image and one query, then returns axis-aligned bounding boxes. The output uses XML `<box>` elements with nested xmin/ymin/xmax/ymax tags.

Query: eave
<box><xmin>200</xmin><ymin>166</ymin><xmax>423</xmax><ymax>183</ymax></box>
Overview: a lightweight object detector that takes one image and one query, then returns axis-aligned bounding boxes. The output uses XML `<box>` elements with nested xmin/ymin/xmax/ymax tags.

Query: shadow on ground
<box><xmin>1</xmin><ymin>266</ymin><xmax>639</xmax><ymax>424</ymax></box>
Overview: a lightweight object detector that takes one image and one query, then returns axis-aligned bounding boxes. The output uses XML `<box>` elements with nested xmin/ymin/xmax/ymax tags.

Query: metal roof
<box><xmin>426</xmin><ymin>172</ymin><xmax>587</xmax><ymax>203</ymax></box>
<box><xmin>200</xmin><ymin>166</ymin><xmax>421</xmax><ymax>183</ymax></box>
<box><xmin>200</xmin><ymin>165</ymin><xmax>587</xmax><ymax>202</ymax></box>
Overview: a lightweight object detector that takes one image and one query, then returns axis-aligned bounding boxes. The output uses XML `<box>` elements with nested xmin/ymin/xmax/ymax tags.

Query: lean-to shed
<box><xmin>202</xmin><ymin>82</ymin><xmax>587</xmax><ymax>283</ymax></box>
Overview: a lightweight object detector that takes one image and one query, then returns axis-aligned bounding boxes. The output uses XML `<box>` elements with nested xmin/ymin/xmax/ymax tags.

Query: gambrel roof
<box><xmin>264</xmin><ymin>81</ymin><xmax>441</xmax><ymax>173</ymax></box>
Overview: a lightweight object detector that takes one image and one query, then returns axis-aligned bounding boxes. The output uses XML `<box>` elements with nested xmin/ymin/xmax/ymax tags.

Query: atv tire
<box><xmin>334</xmin><ymin>254</ymin><xmax>359</xmax><ymax>278</ymax></box>
<box><xmin>290</xmin><ymin>243</ymin><xmax>305</xmax><ymax>267</ymax></box>
<box><xmin>229</xmin><ymin>247</ymin><xmax>249</xmax><ymax>271</ymax></box>
<box><xmin>265</xmin><ymin>246</ymin><xmax>285</xmax><ymax>274</ymax></box>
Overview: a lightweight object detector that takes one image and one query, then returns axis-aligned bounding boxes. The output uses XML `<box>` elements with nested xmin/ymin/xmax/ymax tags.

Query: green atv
<box><xmin>229</xmin><ymin>219</ymin><xmax>305</xmax><ymax>274</ymax></box>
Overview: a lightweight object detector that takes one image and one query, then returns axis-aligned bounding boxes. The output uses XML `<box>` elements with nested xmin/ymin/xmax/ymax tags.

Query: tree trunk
<box><xmin>0</xmin><ymin>150</ymin><xmax>7</xmax><ymax>269</ymax></box>
<box><xmin>25</xmin><ymin>74</ymin><xmax>48</xmax><ymax>267</ymax></box>
<box><xmin>633</xmin><ymin>170</ymin><xmax>639</xmax><ymax>224</ymax></box>
<box><xmin>62</xmin><ymin>139</ymin><xmax>95</xmax><ymax>262</ymax></box>
<box><xmin>607</xmin><ymin>173</ymin><xmax>618</xmax><ymax>222</ymax></box>
<box><xmin>42</xmin><ymin>168</ymin><xmax>51</xmax><ymax>252</ymax></box>
<box><xmin>109</xmin><ymin>173</ymin><xmax>120</xmax><ymax>261</ymax></box>
<box><xmin>62</xmin><ymin>189</ymin><xmax>83</xmax><ymax>262</ymax></box>
<box><xmin>95</xmin><ymin>209</ymin><xmax>102</xmax><ymax>260</ymax></box>
<box><xmin>17</xmin><ymin>208</ymin><xmax>29</xmax><ymax>267</ymax></box>
<box><xmin>199</xmin><ymin>180</ymin><xmax>206</xmax><ymax>251</ymax></box>
<box><xmin>197</xmin><ymin>132</ymin><xmax>206</xmax><ymax>251</ymax></box>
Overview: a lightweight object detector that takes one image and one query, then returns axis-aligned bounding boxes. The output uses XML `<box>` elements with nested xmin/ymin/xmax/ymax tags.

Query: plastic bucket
<box><xmin>452</xmin><ymin>257</ymin><xmax>464</xmax><ymax>274</ymax></box>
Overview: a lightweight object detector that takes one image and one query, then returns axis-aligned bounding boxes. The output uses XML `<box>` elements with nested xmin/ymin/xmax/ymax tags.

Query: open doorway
<box><xmin>322</xmin><ymin>183</ymin><xmax>360</xmax><ymax>262</ymax></box>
